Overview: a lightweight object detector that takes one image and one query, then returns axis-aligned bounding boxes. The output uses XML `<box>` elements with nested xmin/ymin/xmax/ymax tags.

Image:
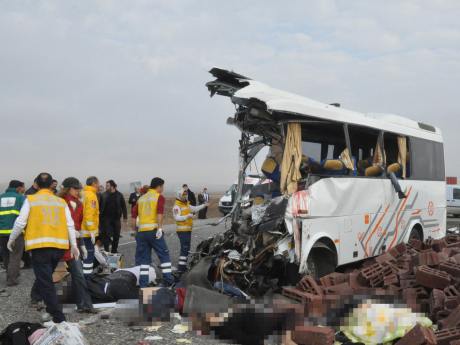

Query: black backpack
<box><xmin>0</xmin><ymin>322</ymin><xmax>44</xmax><ymax>345</ymax></box>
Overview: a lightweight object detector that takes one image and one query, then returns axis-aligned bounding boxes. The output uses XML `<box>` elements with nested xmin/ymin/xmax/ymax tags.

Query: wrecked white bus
<box><xmin>205</xmin><ymin>68</ymin><xmax>446</xmax><ymax>280</ymax></box>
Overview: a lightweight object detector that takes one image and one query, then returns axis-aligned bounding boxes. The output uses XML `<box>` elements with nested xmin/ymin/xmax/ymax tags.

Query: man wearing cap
<box><xmin>135</xmin><ymin>177</ymin><xmax>173</xmax><ymax>287</ymax></box>
<box><xmin>7</xmin><ymin>173</ymin><xmax>79</xmax><ymax>323</ymax></box>
<box><xmin>173</xmin><ymin>188</ymin><xmax>208</xmax><ymax>273</ymax></box>
<box><xmin>0</xmin><ymin>180</ymin><xmax>26</xmax><ymax>286</ymax></box>
<box><xmin>81</xmin><ymin>176</ymin><xmax>100</xmax><ymax>276</ymax></box>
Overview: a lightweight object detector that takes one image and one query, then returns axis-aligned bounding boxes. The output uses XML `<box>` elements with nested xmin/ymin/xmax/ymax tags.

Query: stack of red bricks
<box><xmin>282</xmin><ymin>234</ymin><xmax>460</xmax><ymax>345</ymax></box>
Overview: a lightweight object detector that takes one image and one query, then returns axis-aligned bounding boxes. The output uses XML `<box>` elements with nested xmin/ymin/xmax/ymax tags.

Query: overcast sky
<box><xmin>1</xmin><ymin>0</ymin><xmax>459</xmax><ymax>191</ymax></box>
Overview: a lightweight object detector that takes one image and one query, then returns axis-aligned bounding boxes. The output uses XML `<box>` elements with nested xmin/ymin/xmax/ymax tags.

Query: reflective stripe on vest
<box><xmin>175</xmin><ymin>200</ymin><xmax>193</xmax><ymax>232</ymax></box>
<box><xmin>138</xmin><ymin>190</ymin><xmax>160</xmax><ymax>232</ymax></box>
<box><xmin>138</xmin><ymin>223</ymin><xmax>159</xmax><ymax>230</ymax></box>
<box><xmin>25</xmin><ymin>237</ymin><xmax>69</xmax><ymax>247</ymax></box>
<box><xmin>0</xmin><ymin>229</ymin><xmax>12</xmax><ymax>235</ymax></box>
<box><xmin>79</xmin><ymin>230</ymin><xmax>97</xmax><ymax>236</ymax></box>
<box><xmin>0</xmin><ymin>210</ymin><xmax>20</xmax><ymax>216</ymax></box>
<box><xmin>24</xmin><ymin>190</ymin><xmax>69</xmax><ymax>251</ymax></box>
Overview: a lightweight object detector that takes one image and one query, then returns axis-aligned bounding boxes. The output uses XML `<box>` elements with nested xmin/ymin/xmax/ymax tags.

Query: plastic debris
<box><xmin>171</xmin><ymin>324</ymin><xmax>189</xmax><ymax>334</ymax></box>
<box><xmin>144</xmin><ymin>335</ymin><xmax>163</xmax><ymax>341</ymax></box>
<box><xmin>341</xmin><ymin>301</ymin><xmax>432</xmax><ymax>344</ymax></box>
<box><xmin>34</xmin><ymin>322</ymin><xmax>89</xmax><ymax>345</ymax></box>
<box><xmin>144</xmin><ymin>325</ymin><xmax>162</xmax><ymax>332</ymax></box>
<box><xmin>176</xmin><ymin>339</ymin><xmax>192</xmax><ymax>344</ymax></box>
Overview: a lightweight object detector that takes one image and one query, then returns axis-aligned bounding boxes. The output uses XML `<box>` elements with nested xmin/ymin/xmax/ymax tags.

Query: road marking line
<box><xmin>119</xmin><ymin>241</ymin><xmax>136</xmax><ymax>247</ymax></box>
<box><xmin>118</xmin><ymin>224</ymin><xmax>213</xmax><ymax>247</ymax></box>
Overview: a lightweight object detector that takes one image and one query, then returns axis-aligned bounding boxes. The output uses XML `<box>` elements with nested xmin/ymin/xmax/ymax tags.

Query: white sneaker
<box><xmin>41</xmin><ymin>312</ymin><xmax>52</xmax><ymax>323</ymax></box>
<box><xmin>43</xmin><ymin>320</ymin><xmax>55</xmax><ymax>328</ymax></box>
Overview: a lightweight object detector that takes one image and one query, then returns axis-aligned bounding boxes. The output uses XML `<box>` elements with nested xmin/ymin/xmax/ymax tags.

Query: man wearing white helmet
<box><xmin>172</xmin><ymin>188</ymin><xmax>208</xmax><ymax>273</ymax></box>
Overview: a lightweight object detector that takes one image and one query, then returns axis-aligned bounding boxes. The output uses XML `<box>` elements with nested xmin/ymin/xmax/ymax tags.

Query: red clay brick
<box><xmin>439</xmin><ymin>261</ymin><xmax>460</xmax><ymax>278</ymax></box>
<box><xmin>395</xmin><ymin>324</ymin><xmax>436</xmax><ymax>345</ymax></box>
<box><xmin>292</xmin><ymin>326</ymin><xmax>335</xmax><ymax>345</ymax></box>
<box><xmin>435</xmin><ymin>326</ymin><xmax>460</xmax><ymax>345</ymax></box>
<box><xmin>416</xmin><ymin>265</ymin><xmax>451</xmax><ymax>289</ymax></box>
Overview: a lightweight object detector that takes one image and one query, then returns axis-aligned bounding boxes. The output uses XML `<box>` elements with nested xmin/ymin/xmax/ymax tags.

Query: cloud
<box><xmin>0</xmin><ymin>0</ymin><xmax>459</xmax><ymax>190</ymax></box>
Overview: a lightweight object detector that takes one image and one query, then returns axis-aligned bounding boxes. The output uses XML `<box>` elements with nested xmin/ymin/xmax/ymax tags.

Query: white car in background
<box><xmin>447</xmin><ymin>185</ymin><xmax>460</xmax><ymax>217</ymax></box>
<box><xmin>218</xmin><ymin>176</ymin><xmax>271</xmax><ymax>215</ymax></box>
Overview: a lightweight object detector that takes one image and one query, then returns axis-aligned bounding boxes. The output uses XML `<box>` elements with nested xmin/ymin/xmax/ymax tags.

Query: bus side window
<box><xmin>408</xmin><ymin>137</ymin><xmax>445</xmax><ymax>181</ymax></box>
<box><xmin>348</xmin><ymin>126</ymin><xmax>380</xmax><ymax>177</ymax></box>
<box><xmin>384</xmin><ymin>133</ymin><xmax>408</xmax><ymax>178</ymax></box>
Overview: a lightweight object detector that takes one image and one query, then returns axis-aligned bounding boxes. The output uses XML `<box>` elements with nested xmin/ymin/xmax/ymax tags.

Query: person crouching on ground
<box><xmin>173</xmin><ymin>188</ymin><xmax>209</xmax><ymax>274</ymax></box>
<box><xmin>7</xmin><ymin>172</ymin><xmax>79</xmax><ymax>323</ymax></box>
<box><xmin>59</xmin><ymin>177</ymin><xmax>96</xmax><ymax>313</ymax></box>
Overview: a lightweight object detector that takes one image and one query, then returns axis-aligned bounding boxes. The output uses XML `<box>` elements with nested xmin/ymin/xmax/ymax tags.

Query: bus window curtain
<box><xmin>373</xmin><ymin>141</ymin><xmax>385</xmax><ymax>167</ymax></box>
<box><xmin>281</xmin><ymin>123</ymin><xmax>302</xmax><ymax>194</ymax></box>
<box><xmin>340</xmin><ymin>148</ymin><xmax>354</xmax><ymax>171</ymax></box>
<box><xmin>397</xmin><ymin>136</ymin><xmax>407</xmax><ymax>178</ymax></box>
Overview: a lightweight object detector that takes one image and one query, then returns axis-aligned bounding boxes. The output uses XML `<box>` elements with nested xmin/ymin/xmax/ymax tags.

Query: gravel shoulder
<box><xmin>0</xmin><ymin>218</ymin><xmax>232</xmax><ymax>345</ymax></box>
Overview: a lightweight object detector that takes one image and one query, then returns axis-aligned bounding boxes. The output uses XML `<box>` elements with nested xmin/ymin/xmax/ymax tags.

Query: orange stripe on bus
<box><xmin>389</xmin><ymin>187</ymin><xmax>413</xmax><ymax>249</ymax></box>
<box><xmin>364</xmin><ymin>204</ymin><xmax>390</xmax><ymax>257</ymax></box>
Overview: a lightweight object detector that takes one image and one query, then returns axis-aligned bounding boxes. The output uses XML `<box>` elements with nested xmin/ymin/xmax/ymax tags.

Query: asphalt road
<box><xmin>0</xmin><ymin>218</ymin><xmax>232</xmax><ymax>345</ymax></box>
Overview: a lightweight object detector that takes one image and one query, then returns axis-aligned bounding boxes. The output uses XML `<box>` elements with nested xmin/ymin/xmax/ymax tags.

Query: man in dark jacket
<box><xmin>198</xmin><ymin>187</ymin><xmax>210</xmax><ymax>219</ymax></box>
<box><xmin>128</xmin><ymin>187</ymin><xmax>140</xmax><ymax>217</ymax></box>
<box><xmin>100</xmin><ymin>180</ymin><xmax>127</xmax><ymax>253</ymax></box>
<box><xmin>0</xmin><ymin>180</ymin><xmax>26</xmax><ymax>286</ymax></box>
<box><xmin>25</xmin><ymin>178</ymin><xmax>39</xmax><ymax>196</ymax></box>
<box><xmin>182</xmin><ymin>184</ymin><xmax>197</xmax><ymax>206</ymax></box>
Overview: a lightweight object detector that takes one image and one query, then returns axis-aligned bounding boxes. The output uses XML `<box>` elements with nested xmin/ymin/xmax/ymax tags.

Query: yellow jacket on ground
<box><xmin>138</xmin><ymin>189</ymin><xmax>160</xmax><ymax>232</ymax></box>
<box><xmin>24</xmin><ymin>189</ymin><xmax>69</xmax><ymax>251</ymax></box>
<box><xmin>81</xmin><ymin>186</ymin><xmax>99</xmax><ymax>237</ymax></box>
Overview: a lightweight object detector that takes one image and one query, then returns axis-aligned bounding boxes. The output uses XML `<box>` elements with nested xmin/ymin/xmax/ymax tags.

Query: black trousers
<box><xmin>100</xmin><ymin>218</ymin><xmax>121</xmax><ymax>253</ymax></box>
<box><xmin>198</xmin><ymin>206</ymin><xmax>208</xmax><ymax>219</ymax></box>
<box><xmin>0</xmin><ymin>235</ymin><xmax>24</xmax><ymax>285</ymax></box>
<box><xmin>30</xmin><ymin>248</ymin><xmax>65</xmax><ymax>323</ymax></box>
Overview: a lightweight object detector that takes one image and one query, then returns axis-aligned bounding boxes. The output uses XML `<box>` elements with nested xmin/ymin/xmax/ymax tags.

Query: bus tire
<box><xmin>306</xmin><ymin>247</ymin><xmax>336</xmax><ymax>279</ymax></box>
<box><xmin>409</xmin><ymin>225</ymin><xmax>423</xmax><ymax>242</ymax></box>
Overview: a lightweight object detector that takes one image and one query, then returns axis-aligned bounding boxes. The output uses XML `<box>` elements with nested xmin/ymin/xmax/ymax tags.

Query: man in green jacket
<box><xmin>0</xmin><ymin>180</ymin><xmax>26</xmax><ymax>286</ymax></box>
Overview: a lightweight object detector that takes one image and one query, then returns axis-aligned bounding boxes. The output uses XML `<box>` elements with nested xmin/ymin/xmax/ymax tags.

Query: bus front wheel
<box><xmin>306</xmin><ymin>247</ymin><xmax>336</xmax><ymax>279</ymax></box>
<box><xmin>409</xmin><ymin>225</ymin><xmax>423</xmax><ymax>242</ymax></box>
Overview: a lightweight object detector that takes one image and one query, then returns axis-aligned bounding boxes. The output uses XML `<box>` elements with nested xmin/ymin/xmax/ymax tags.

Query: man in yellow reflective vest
<box><xmin>81</xmin><ymin>176</ymin><xmax>100</xmax><ymax>276</ymax></box>
<box><xmin>135</xmin><ymin>177</ymin><xmax>173</xmax><ymax>287</ymax></box>
<box><xmin>172</xmin><ymin>188</ymin><xmax>208</xmax><ymax>273</ymax></box>
<box><xmin>0</xmin><ymin>180</ymin><xmax>25</xmax><ymax>286</ymax></box>
<box><xmin>7</xmin><ymin>173</ymin><xmax>79</xmax><ymax>323</ymax></box>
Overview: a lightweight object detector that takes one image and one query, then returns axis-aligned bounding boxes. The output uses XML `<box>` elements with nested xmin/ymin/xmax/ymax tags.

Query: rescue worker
<box><xmin>135</xmin><ymin>177</ymin><xmax>173</xmax><ymax>287</ymax></box>
<box><xmin>81</xmin><ymin>176</ymin><xmax>100</xmax><ymax>276</ymax></box>
<box><xmin>59</xmin><ymin>177</ymin><xmax>95</xmax><ymax>313</ymax></box>
<box><xmin>173</xmin><ymin>188</ymin><xmax>208</xmax><ymax>273</ymax></box>
<box><xmin>7</xmin><ymin>173</ymin><xmax>79</xmax><ymax>323</ymax></box>
<box><xmin>0</xmin><ymin>180</ymin><xmax>26</xmax><ymax>286</ymax></box>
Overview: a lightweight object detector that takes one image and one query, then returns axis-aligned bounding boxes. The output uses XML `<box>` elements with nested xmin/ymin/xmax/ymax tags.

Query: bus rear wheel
<box><xmin>409</xmin><ymin>225</ymin><xmax>423</xmax><ymax>242</ymax></box>
<box><xmin>306</xmin><ymin>247</ymin><xmax>336</xmax><ymax>279</ymax></box>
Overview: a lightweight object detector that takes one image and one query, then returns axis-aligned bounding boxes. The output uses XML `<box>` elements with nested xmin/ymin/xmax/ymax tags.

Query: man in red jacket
<box><xmin>59</xmin><ymin>177</ymin><xmax>95</xmax><ymax>313</ymax></box>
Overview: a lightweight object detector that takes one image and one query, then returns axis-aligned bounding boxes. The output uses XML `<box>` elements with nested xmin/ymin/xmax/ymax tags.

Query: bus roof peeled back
<box><xmin>207</xmin><ymin>68</ymin><xmax>443</xmax><ymax>143</ymax></box>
